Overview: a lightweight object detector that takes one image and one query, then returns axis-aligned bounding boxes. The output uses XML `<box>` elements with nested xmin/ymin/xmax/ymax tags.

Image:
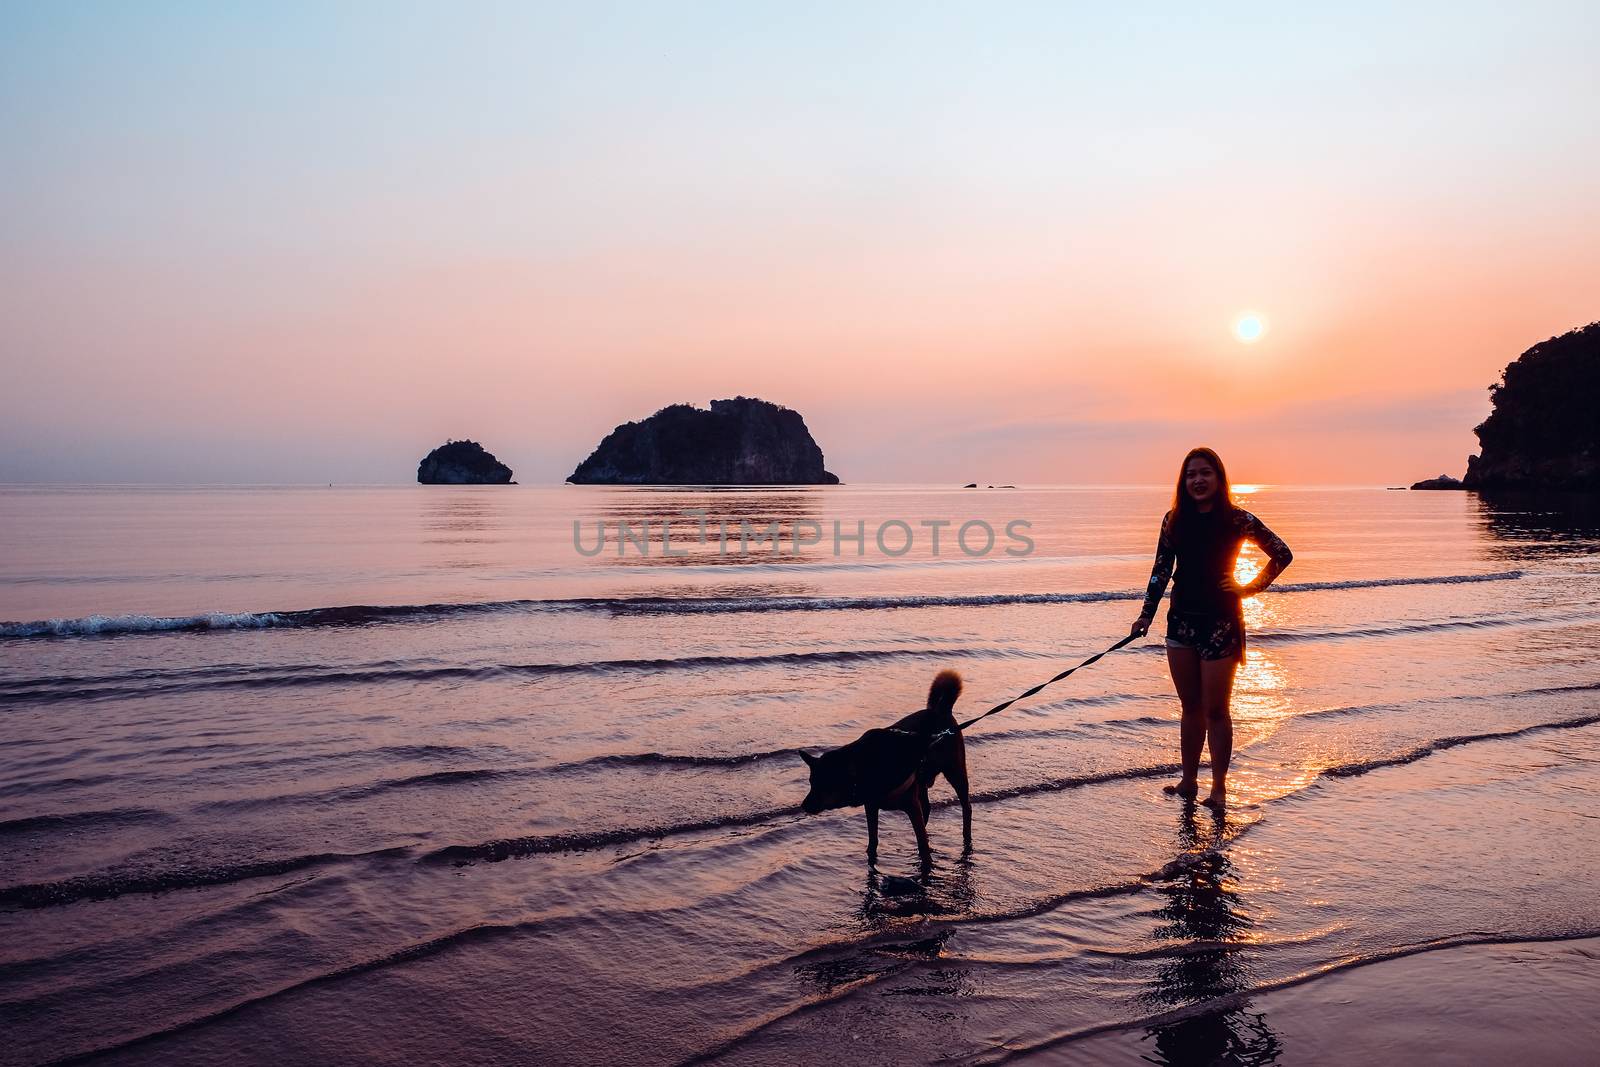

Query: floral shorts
<box><xmin>1164</xmin><ymin>609</ymin><xmax>1244</xmax><ymax>662</ymax></box>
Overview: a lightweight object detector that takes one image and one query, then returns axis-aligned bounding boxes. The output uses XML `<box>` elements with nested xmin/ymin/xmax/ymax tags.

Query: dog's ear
<box><xmin>798</xmin><ymin>749</ymin><xmax>820</xmax><ymax>768</ymax></box>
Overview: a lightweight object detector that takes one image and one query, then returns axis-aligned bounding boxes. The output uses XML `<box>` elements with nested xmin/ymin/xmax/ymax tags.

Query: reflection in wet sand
<box><xmin>1228</xmin><ymin>553</ymin><xmax>1314</xmax><ymax>806</ymax></box>
<box><xmin>793</xmin><ymin>861</ymin><xmax>977</xmax><ymax>999</ymax></box>
<box><xmin>858</xmin><ymin>854</ymin><xmax>978</xmax><ymax>925</ymax></box>
<box><xmin>1139</xmin><ymin>808</ymin><xmax>1284</xmax><ymax>1065</ymax></box>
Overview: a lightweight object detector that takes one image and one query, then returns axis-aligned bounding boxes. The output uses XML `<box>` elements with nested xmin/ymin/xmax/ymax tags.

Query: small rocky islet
<box><xmin>416</xmin><ymin>440</ymin><xmax>514</xmax><ymax>484</ymax></box>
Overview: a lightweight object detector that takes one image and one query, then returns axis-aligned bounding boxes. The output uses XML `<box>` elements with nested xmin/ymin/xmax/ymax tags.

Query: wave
<box><xmin>602</xmin><ymin>571</ymin><xmax>1527</xmax><ymax>616</ymax></box>
<box><xmin>547</xmin><ymin>726</ymin><xmax>1147</xmax><ymax>772</ymax></box>
<box><xmin>0</xmin><ymin>610</ymin><xmax>295</xmax><ymax>638</ymax></box>
<box><xmin>0</xmin><ymin>845</ymin><xmax>411</xmax><ymax>910</ymax></box>
<box><xmin>547</xmin><ymin>747</ymin><xmax>803</xmax><ymax>773</ymax></box>
<box><xmin>419</xmin><ymin>807</ymin><xmax>808</xmax><ymax>865</ymax></box>
<box><xmin>1321</xmin><ymin>711</ymin><xmax>1600</xmax><ymax>778</ymax></box>
<box><xmin>1273</xmin><ymin>570</ymin><xmax>1522</xmax><ymax>592</ymax></box>
<box><xmin>1256</xmin><ymin>607</ymin><xmax>1600</xmax><ymax>645</ymax></box>
<box><xmin>196</xmin><ymin>767</ymin><xmax>540</xmax><ymax>813</ymax></box>
<box><xmin>0</xmin><ymin>570</ymin><xmax>1524</xmax><ymax>639</ymax></box>
<box><xmin>0</xmin><ymin>646</ymin><xmax>1040</xmax><ymax>706</ymax></box>
<box><xmin>966</xmin><ymin>763</ymin><xmax>1181</xmax><ymax>804</ymax></box>
<box><xmin>1285</xmin><ymin>679</ymin><xmax>1600</xmax><ymax>725</ymax></box>
<box><xmin>601</xmin><ymin>590</ymin><xmax>1149</xmax><ymax>614</ymax></box>
<box><xmin>0</xmin><ymin>807</ymin><xmax>173</xmax><ymax>838</ymax></box>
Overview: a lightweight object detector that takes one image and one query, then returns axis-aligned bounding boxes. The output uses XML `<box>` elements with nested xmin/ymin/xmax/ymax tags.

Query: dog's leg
<box><xmin>866</xmin><ymin>805</ymin><xmax>879</xmax><ymax>865</ymax></box>
<box><xmin>946</xmin><ymin>756</ymin><xmax>973</xmax><ymax>853</ymax></box>
<box><xmin>906</xmin><ymin>792</ymin><xmax>931</xmax><ymax>866</ymax></box>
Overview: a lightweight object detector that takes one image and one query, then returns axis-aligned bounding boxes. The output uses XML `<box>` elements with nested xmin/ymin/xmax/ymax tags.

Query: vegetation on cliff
<box><xmin>1464</xmin><ymin>322</ymin><xmax>1600</xmax><ymax>490</ymax></box>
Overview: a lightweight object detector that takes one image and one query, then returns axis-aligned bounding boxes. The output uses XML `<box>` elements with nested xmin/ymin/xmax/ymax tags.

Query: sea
<box><xmin>2</xmin><ymin>484</ymin><xmax>1598</xmax><ymax>1065</ymax></box>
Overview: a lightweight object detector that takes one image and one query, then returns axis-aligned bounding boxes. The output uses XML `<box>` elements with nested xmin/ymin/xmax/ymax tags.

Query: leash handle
<box><xmin>956</xmin><ymin>633</ymin><xmax>1138</xmax><ymax>731</ymax></box>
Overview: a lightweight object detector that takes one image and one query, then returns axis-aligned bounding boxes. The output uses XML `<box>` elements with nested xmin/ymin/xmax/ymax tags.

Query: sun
<box><xmin>1233</xmin><ymin>313</ymin><xmax>1266</xmax><ymax>343</ymax></box>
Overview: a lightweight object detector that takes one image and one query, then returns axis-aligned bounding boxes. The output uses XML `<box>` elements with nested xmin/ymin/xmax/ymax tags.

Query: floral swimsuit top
<box><xmin>1140</xmin><ymin>506</ymin><xmax>1294</xmax><ymax>622</ymax></box>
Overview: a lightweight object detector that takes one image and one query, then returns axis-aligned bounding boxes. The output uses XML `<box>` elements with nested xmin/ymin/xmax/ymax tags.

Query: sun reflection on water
<box><xmin>1229</xmin><ymin>583</ymin><xmax>1308</xmax><ymax>806</ymax></box>
<box><xmin>1234</xmin><ymin>545</ymin><xmax>1263</xmax><ymax>588</ymax></box>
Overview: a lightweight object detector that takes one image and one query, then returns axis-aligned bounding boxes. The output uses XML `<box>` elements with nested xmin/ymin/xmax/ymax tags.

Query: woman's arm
<box><xmin>1137</xmin><ymin>510</ymin><xmax>1175</xmax><ymax>622</ymax></box>
<box><xmin>1238</xmin><ymin>510</ymin><xmax>1293</xmax><ymax>595</ymax></box>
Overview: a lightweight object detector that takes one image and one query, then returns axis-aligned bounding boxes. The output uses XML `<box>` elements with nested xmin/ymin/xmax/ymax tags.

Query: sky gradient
<box><xmin>2</xmin><ymin>2</ymin><xmax>1597</xmax><ymax>484</ymax></box>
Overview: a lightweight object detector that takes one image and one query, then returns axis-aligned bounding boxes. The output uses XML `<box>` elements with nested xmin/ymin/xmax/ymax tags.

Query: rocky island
<box><xmin>417</xmin><ymin>440</ymin><xmax>514</xmax><ymax>484</ymax></box>
<box><xmin>1463</xmin><ymin>321</ymin><xmax>1600</xmax><ymax>490</ymax></box>
<box><xmin>568</xmin><ymin>397</ymin><xmax>840</xmax><ymax>485</ymax></box>
<box><xmin>1410</xmin><ymin>474</ymin><xmax>1464</xmax><ymax>490</ymax></box>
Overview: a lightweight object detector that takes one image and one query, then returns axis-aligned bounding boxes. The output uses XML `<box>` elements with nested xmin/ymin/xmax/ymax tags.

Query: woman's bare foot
<box><xmin>1200</xmin><ymin>788</ymin><xmax>1226</xmax><ymax>810</ymax></box>
<box><xmin>1163</xmin><ymin>779</ymin><xmax>1199</xmax><ymax>799</ymax></box>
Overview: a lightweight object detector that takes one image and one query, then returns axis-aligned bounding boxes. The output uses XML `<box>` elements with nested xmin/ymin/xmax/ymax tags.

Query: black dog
<box><xmin>798</xmin><ymin>670</ymin><xmax>972</xmax><ymax>864</ymax></box>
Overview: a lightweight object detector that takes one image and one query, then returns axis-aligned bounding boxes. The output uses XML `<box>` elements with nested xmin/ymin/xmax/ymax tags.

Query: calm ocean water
<box><xmin>2</xmin><ymin>484</ymin><xmax>1598</xmax><ymax>1065</ymax></box>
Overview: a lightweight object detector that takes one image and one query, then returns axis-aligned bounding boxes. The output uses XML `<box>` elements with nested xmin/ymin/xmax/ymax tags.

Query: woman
<box><xmin>1130</xmin><ymin>447</ymin><xmax>1293</xmax><ymax>809</ymax></box>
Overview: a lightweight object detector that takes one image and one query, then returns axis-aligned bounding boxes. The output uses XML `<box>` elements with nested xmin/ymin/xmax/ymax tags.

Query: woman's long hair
<box><xmin>1168</xmin><ymin>446</ymin><xmax>1236</xmax><ymax>538</ymax></box>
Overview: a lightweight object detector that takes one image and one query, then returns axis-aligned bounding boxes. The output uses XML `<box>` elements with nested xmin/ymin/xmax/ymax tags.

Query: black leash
<box><xmin>890</xmin><ymin>633</ymin><xmax>1140</xmax><ymax>764</ymax></box>
<box><xmin>957</xmin><ymin>632</ymin><xmax>1138</xmax><ymax>731</ymax></box>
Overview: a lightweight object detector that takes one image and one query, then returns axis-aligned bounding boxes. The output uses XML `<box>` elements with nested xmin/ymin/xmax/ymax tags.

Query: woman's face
<box><xmin>1184</xmin><ymin>457</ymin><xmax>1219</xmax><ymax>504</ymax></box>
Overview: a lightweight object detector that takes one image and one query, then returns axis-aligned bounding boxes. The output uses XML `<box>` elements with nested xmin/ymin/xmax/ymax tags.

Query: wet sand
<box><xmin>1054</xmin><ymin>935</ymin><xmax>1600</xmax><ymax>1065</ymax></box>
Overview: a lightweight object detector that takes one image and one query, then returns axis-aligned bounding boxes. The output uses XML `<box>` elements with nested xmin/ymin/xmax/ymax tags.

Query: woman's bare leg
<box><xmin>1198</xmin><ymin>656</ymin><xmax>1239</xmax><ymax>808</ymax></box>
<box><xmin>1164</xmin><ymin>645</ymin><xmax>1204</xmax><ymax>798</ymax></box>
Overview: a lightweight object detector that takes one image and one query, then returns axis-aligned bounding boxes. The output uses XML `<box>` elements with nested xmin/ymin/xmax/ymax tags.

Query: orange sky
<box><xmin>2</xmin><ymin>4</ymin><xmax>1597</xmax><ymax>484</ymax></box>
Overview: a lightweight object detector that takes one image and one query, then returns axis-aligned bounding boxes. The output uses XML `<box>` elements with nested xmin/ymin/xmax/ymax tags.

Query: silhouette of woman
<box><xmin>1131</xmin><ymin>448</ymin><xmax>1293</xmax><ymax>808</ymax></box>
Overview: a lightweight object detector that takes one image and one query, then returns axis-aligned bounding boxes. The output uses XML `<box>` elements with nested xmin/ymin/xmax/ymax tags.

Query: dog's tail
<box><xmin>928</xmin><ymin>669</ymin><xmax>963</xmax><ymax>714</ymax></box>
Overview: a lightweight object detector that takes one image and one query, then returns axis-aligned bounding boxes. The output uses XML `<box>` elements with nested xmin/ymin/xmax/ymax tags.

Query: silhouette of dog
<box><xmin>798</xmin><ymin>670</ymin><xmax>972</xmax><ymax>864</ymax></box>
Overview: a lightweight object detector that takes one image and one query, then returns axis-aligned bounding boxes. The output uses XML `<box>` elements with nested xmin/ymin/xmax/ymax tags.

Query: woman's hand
<box><xmin>1130</xmin><ymin>614</ymin><xmax>1153</xmax><ymax>638</ymax></box>
<box><xmin>1218</xmin><ymin>576</ymin><xmax>1258</xmax><ymax>598</ymax></box>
